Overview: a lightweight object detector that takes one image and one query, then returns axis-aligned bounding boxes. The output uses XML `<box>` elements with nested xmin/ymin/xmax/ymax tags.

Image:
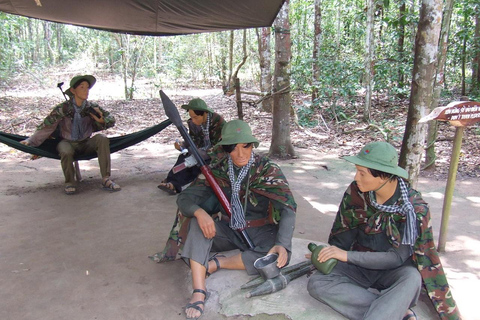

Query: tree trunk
<box><xmin>397</xmin><ymin>2</ymin><xmax>406</xmax><ymax>89</ymax></box>
<box><xmin>425</xmin><ymin>0</ymin><xmax>454</xmax><ymax>170</ymax></box>
<box><xmin>461</xmin><ymin>8</ymin><xmax>467</xmax><ymax>96</ymax></box>
<box><xmin>270</xmin><ymin>0</ymin><xmax>295</xmax><ymax>159</ymax></box>
<box><xmin>472</xmin><ymin>11</ymin><xmax>480</xmax><ymax>94</ymax></box>
<box><xmin>256</xmin><ymin>27</ymin><xmax>273</xmax><ymax>113</ymax></box>
<box><xmin>335</xmin><ymin>1</ymin><xmax>341</xmax><ymax>52</ymax></box>
<box><xmin>225</xmin><ymin>30</ymin><xmax>234</xmax><ymax>94</ymax></box>
<box><xmin>364</xmin><ymin>0</ymin><xmax>375</xmax><ymax>122</ymax></box>
<box><xmin>56</xmin><ymin>24</ymin><xmax>63</xmax><ymax>63</ymax></box>
<box><xmin>43</xmin><ymin>21</ymin><xmax>54</xmax><ymax>64</ymax></box>
<box><xmin>399</xmin><ymin>0</ymin><xmax>443</xmax><ymax>187</ymax></box>
<box><xmin>312</xmin><ymin>0</ymin><xmax>322</xmax><ymax>102</ymax></box>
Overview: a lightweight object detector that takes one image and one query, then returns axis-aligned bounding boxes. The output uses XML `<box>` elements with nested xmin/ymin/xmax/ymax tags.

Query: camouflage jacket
<box><xmin>26</xmin><ymin>99</ymin><xmax>115</xmax><ymax>147</ymax></box>
<box><xmin>178</xmin><ymin>153</ymin><xmax>297</xmax><ymax>250</ymax></box>
<box><xmin>185</xmin><ymin>112</ymin><xmax>225</xmax><ymax>150</ymax></box>
<box><xmin>331</xmin><ymin>181</ymin><xmax>460</xmax><ymax>320</ymax></box>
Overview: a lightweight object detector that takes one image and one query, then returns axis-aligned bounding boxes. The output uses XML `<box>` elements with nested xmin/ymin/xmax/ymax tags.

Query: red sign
<box><xmin>420</xmin><ymin>101</ymin><xmax>480</xmax><ymax>127</ymax></box>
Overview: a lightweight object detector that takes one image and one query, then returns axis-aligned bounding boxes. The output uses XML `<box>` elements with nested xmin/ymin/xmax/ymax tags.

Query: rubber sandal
<box><xmin>206</xmin><ymin>253</ymin><xmax>225</xmax><ymax>277</ymax></box>
<box><xmin>402</xmin><ymin>308</ymin><xmax>417</xmax><ymax>320</ymax></box>
<box><xmin>157</xmin><ymin>182</ymin><xmax>177</xmax><ymax>195</ymax></box>
<box><xmin>102</xmin><ymin>178</ymin><xmax>121</xmax><ymax>192</ymax></box>
<box><xmin>64</xmin><ymin>185</ymin><xmax>76</xmax><ymax>195</ymax></box>
<box><xmin>185</xmin><ymin>288</ymin><xmax>209</xmax><ymax>319</ymax></box>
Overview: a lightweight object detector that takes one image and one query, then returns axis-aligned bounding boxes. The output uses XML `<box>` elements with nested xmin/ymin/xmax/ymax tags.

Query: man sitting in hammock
<box><xmin>20</xmin><ymin>74</ymin><xmax>121</xmax><ymax>195</ymax></box>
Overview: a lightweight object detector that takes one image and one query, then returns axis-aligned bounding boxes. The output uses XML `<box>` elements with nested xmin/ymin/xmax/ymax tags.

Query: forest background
<box><xmin>0</xmin><ymin>0</ymin><xmax>479</xmax><ymax>182</ymax></box>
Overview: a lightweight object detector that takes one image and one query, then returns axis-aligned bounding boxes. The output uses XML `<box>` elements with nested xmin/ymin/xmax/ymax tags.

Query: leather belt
<box><xmin>245</xmin><ymin>217</ymin><xmax>273</xmax><ymax>228</ymax></box>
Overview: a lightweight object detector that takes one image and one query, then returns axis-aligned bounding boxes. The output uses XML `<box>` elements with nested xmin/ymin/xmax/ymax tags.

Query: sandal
<box><xmin>185</xmin><ymin>288</ymin><xmax>209</xmax><ymax>319</ymax></box>
<box><xmin>157</xmin><ymin>182</ymin><xmax>177</xmax><ymax>195</ymax></box>
<box><xmin>64</xmin><ymin>185</ymin><xmax>76</xmax><ymax>195</ymax></box>
<box><xmin>402</xmin><ymin>308</ymin><xmax>417</xmax><ymax>320</ymax></box>
<box><xmin>206</xmin><ymin>253</ymin><xmax>225</xmax><ymax>277</ymax></box>
<box><xmin>102</xmin><ymin>178</ymin><xmax>121</xmax><ymax>192</ymax></box>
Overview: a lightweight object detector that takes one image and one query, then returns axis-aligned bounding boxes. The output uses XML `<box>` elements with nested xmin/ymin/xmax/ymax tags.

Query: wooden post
<box><xmin>235</xmin><ymin>77</ymin><xmax>243</xmax><ymax>120</ymax></box>
<box><xmin>438</xmin><ymin>126</ymin><xmax>464</xmax><ymax>252</ymax></box>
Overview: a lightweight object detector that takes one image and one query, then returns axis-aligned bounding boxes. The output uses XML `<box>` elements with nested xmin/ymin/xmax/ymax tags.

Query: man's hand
<box><xmin>267</xmin><ymin>245</ymin><xmax>288</xmax><ymax>268</ymax></box>
<box><xmin>194</xmin><ymin>208</ymin><xmax>216</xmax><ymax>239</ymax></box>
<box><xmin>90</xmin><ymin>107</ymin><xmax>104</xmax><ymax>123</ymax></box>
<box><xmin>317</xmin><ymin>245</ymin><xmax>347</xmax><ymax>263</ymax></box>
<box><xmin>20</xmin><ymin>140</ymin><xmax>30</xmax><ymax>146</ymax></box>
<box><xmin>174</xmin><ymin>140</ymin><xmax>182</xmax><ymax>151</ymax></box>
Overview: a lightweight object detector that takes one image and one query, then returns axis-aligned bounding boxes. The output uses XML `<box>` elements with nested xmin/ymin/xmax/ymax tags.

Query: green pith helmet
<box><xmin>216</xmin><ymin>119</ymin><xmax>259</xmax><ymax>148</ymax></box>
<box><xmin>64</xmin><ymin>74</ymin><xmax>96</xmax><ymax>97</ymax></box>
<box><xmin>343</xmin><ymin>141</ymin><xmax>408</xmax><ymax>179</ymax></box>
<box><xmin>181</xmin><ymin>98</ymin><xmax>214</xmax><ymax>113</ymax></box>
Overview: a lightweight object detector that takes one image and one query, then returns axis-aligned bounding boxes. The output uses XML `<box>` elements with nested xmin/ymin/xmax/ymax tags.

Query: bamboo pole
<box><xmin>438</xmin><ymin>126</ymin><xmax>464</xmax><ymax>252</ymax></box>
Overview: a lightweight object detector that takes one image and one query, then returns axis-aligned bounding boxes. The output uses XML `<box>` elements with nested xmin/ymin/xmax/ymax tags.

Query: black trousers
<box><xmin>165</xmin><ymin>153</ymin><xmax>202</xmax><ymax>193</ymax></box>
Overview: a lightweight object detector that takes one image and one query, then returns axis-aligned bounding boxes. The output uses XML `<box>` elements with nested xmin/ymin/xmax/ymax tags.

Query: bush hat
<box><xmin>216</xmin><ymin>120</ymin><xmax>259</xmax><ymax>148</ymax></box>
<box><xmin>181</xmin><ymin>98</ymin><xmax>214</xmax><ymax>113</ymax></box>
<box><xmin>343</xmin><ymin>141</ymin><xmax>408</xmax><ymax>179</ymax></box>
<box><xmin>65</xmin><ymin>75</ymin><xmax>96</xmax><ymax>97</ymax></box>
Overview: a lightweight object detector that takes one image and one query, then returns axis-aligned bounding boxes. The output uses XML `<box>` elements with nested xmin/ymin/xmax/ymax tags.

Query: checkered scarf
<box><xmin>71</xmin><ymin>100</ymin><xmax>87</xmax><ymax>141</ymax></box>
<box><xmin>200</xmin><ymin>113</ymin><xmax>211</xmax><ymax>150</ymax></box>
<box><xmin>369</xmin><ymin>177</ymin><xmax>418</xmax><ymax>246</ymax></box>
<box><xmin>227</xmin><ymin>151</ymin><xmax>255</xmax><ymax>230</ymax></box>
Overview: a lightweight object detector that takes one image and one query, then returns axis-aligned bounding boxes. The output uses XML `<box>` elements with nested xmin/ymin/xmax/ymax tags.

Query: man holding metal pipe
<box><xmin>20</xmin><ymin>75</ymin><xmax>120</xmax><ymax>195</ymax></box>
<box><xmin>176</xmin><ymin>120</ymin><xmax>296</xmax><ymax>319</ymax></box>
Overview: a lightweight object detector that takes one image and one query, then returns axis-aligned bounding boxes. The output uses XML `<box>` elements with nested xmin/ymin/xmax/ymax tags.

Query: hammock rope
<box><xmin>0</xmin><ymin>119</ymin><xmax>172</xmax><ymax>160</ymax></box>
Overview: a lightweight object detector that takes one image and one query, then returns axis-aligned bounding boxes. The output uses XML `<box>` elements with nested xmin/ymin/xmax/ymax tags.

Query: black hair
<box><xmin>192</xmin><ymin>110</ymin><xmax>205</xmax><ymax>116</ymax></box>
<box><xmin>72</xmin><ymin>78</ymin><xmax>91</xmax><ymax>89</ymax></box>
<box><xmin>222</xmin><ymin>143</ymin><xmax>253</xmax><ymax>154</ymax></box>
<box><xmin>368</xmin><ymin>168</ymin><xmax>395</xmax><ymax>180</ymax></box>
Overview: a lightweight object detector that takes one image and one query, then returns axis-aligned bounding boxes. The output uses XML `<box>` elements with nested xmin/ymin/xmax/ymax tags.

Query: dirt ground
<box><xmin>1</xmin><ymin>141</ymin><xmax>479</xmax><ymax>320</ymax></box>
<box><xmin>1</xmin><ymin>78</ymin><xmax>479</xmax><ymax>319</ymax></box>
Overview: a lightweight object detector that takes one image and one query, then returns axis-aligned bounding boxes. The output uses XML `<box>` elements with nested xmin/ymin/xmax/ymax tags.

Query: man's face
<box><xmin>188</xmin><ymin>109</ymin><xmax>205</xmax><ymax>126</ymax></box>
<box><xmin>229</xmin><ymin>143</ymin><xmax>253</xmax><ymax>167</ymax></box>
<box><xmin>354</xmin><ymin>165</ymin><xmax>386</xmax><ymax>192</ymax></box>
<box><xmin>70</xmin><ymin>81</ymin><xmax>90</xmax><ymax>101</ymax></box>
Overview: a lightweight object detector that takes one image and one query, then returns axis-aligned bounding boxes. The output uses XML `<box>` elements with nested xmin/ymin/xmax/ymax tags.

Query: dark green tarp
<box><xmin>0</xmin><ymin>0</ymin><xmax>285</xmax><ymax>36</ymax></box>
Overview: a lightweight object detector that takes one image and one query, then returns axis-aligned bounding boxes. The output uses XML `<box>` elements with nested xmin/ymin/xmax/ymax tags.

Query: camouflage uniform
<box><xmin>25</xmin><ymin>100</ymin><xmax>115</xmax><ymax>185</ymax></box>
<box><xmin>152</xmin><ymin>153</ymin><xmax>296</xmax><ymax>275</ymax></box>
<box><xmin>308</xmin><ymin>181</ymin><xmax>460</xmax><ymax>320</ymax></box>
<box><xmin>163</xmin><ymin>112</ymin><xmax>225</xmax><ymax>193</ymax></box>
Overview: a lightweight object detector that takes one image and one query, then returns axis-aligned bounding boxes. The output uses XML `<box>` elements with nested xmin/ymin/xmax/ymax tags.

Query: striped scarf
<box><xmin>369</xmin><ymin>177</ymin><xmax>418</xmax><ymax>246</ymax></box>
<box><xmin>227</xmin><ymin>151</ymin><xmax>255</xmax><ymax>230</ymax></box>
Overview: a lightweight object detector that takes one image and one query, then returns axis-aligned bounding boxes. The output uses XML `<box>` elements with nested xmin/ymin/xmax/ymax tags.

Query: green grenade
<box><xmin>308</xmin><ymin>242</ymin><xmax>338</xmax><ymax>275</ymax></box>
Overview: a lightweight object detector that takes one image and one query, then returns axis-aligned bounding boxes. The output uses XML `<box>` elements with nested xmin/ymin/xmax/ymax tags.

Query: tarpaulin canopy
<box><xmin>0</xmin><ymin>0</ymin><xmax>285</xmax><ymax>36</ymax></box>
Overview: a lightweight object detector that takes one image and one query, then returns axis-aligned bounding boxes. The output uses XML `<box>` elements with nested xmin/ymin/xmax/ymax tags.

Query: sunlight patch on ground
<box><xmin>447</xmin><ymin>236</ymin><xmax>480</xmax><ymax>260</ymax></box>
<box><xmin>422</xmin><ymin>191</ymin><xmax>444</xmax><ymax>199</ymax></box>
<box><xmin>466</xmin><ymin>196</ymin><xmax>480</xmax><ymax>203</ymax></box>
<box><xmin>468</xmin><ymin>220</ymin><xmax>480</xmax><ymax>227</ymax></box>
<box><xmin>304</xmin><ymin>198</ymin><xmax>338</xmax><ymax>214</ymax></box>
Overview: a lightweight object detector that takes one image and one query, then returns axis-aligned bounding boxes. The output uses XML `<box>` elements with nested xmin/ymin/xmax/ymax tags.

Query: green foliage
<box><xmin>0</xmin><ymin>0</ymin><xmax>478</xmax><ymax>101</ymax></box>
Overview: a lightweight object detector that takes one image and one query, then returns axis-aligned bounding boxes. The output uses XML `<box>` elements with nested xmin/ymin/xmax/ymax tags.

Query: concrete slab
<box><xmin>0</xmin><ymin>143</ymin><xmax>477</xmax><ymax>319</ymax></box>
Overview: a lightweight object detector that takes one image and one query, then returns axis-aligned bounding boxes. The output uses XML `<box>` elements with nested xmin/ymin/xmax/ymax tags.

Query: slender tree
<box><xmin>364</xmin><ymin>0</ymin><xmax>375</xmax><ymax>121</ymax></box>
<box><xmin>425</xmin><ymin>0</ymin><xmax>454</xmax><ymax>170</ymax></box>
<box><xmin>399</xmin><ymin>0</ymin><xmax>443</xmax><ymax>187</ymax></box>
<box><xmin>312</xmin><ymin>0</ymin><xmax>322</xmax><ymax>102</ymax></box>
<box><xmin>270</xmin><ymin>0</ymin><xmax>295</xmax><ymax>159</ymax></box>
<box><xmin>256</xmin><ymin>27</ymin><xmax>273</xmax><ymax>112</ymax></box>
<box><xmin>472</xmin><ymin>9</ymin><xmax>480</xmax><ymax>94</ymax></box>
<box><xmin>461</xmin><ymin>6</ymin><xmax>468</xmax><ymax>96</ymax></box>
<box><xmin>397</xmin><ymin>1</ymin><xmax>407</xmax><ymax>89</ymax></box>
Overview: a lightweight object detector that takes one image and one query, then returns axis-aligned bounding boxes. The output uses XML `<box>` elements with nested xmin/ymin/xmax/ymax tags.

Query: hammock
<box><xmin>0</xmin><ymin>119</ymin><xmax>172</xmax><ymax>160</ymax></box>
